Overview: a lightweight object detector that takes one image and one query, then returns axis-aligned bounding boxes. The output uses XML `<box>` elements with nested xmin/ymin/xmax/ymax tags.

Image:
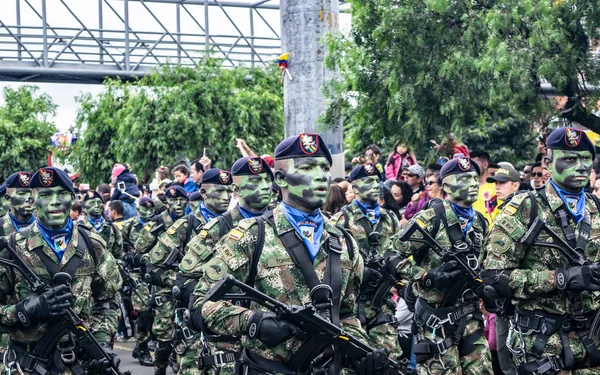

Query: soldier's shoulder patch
<box><xmin>203</xmin><ymin>218</ymin><xmax>220</xmax><ymax>232</ymax></box>
<box><xmin>496</xmin><ymin>215</ymin><xmax>525</xmax><ymax>241</ymax></box>
<box><xmin>198</xmin><ymin>229</ymin><xmax>209</xmax><ymax>240</ymax></box>
<box><xmin>167</xmin><ymin>227</ymin><xmax>177</xmax><ymax>235</ymax></box>
<box><xmin>489</xmin><ymin>232</ymin><xmax>512</xmax><ymax>254</ymax></box>
<box><xmin>418</xmin><ymin>208</ymin><xmax>436</xmax><ymax>222</ymax></box>
<box><xmin>204</xmin><ymin>257</ymin><xmax>230</xmax><ymax>281</ymax></box>
<box><xmin>180</xmin><ymin>252</ymin><xmax>199</xmax><ymax>272</ymax></box>
<box><xmin>228</xmin><ymin>229</ymin><xmax>245</xmax><ymax>241</ymax></box>
<box><xmin>237</xmin><ymin>218</ymin><xmax>258</xmax><ymax>231</ymax></box>
<box><xmin>504</xmin><ymin>205</ymin><xmax>518</xmax><ymax>216</ymax></box>
<box><xmin>143</xmin><ymin>223</ymin><xmax>154</xmax><ymax>232</ymax></box>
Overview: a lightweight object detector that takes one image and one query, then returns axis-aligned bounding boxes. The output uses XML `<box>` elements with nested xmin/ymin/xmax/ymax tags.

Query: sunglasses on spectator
<box><xmin>405</xmin><ymin>174</ymin><xmax>418</xmax><ymax>178</ymax></box>
<box><xmin>531</xmin><ymin>172</ymin><xmax>543</xmax><ymax>178</ymax></box>
<box><xmin>427</xmin><ymin>181</ymin><xmax>439</xmax><ymax>186</ymax></box>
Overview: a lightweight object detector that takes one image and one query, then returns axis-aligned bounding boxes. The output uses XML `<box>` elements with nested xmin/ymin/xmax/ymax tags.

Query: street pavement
<box><xmin>114</xmin><ymin>340</ymin><xmax>176</xmax><ymax>375</ymax></box>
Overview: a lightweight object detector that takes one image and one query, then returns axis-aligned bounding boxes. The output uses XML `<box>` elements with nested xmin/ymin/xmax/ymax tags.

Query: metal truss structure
<box><xmin>0</xmin><ymin>0</ymin><xmax>347</xmax><ymax>83</ymax></box>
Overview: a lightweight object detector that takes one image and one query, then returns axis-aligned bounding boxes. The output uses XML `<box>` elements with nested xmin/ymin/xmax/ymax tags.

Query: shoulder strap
<box><xmin>428</xmin><ymin>198</ymin><xmax>445</xmax><ymax>239</ymax></box>
<box><xmin>218</xmin><ymin>211</ymin><xmax>234</xmax><ymax>238</ymax></box>
<box><xmin>527</xmin><ymin>191</ymin><xmax>538</xmax><ymax>228</ymax></box>
<box><xmin>334</xmin><ymin>225</ymin><xmax>355</xmax><ymax>260</ymax></box>
<box><xmin>0</xmin><ymin>216</ymin><xmax>4</xmax><ymax>237</ymax></box>
<box><xmin>245</xmin><ymin>216</ymin><xmax>267</xmax><ymax>288</ymax></box>
<box><xmin>341</xmin><ymin>208</ymin><xmax>350</xmax><ymax>230</ymax></box>
<box><xmin>184</xmin><ymin>214</ymin><xmax>197</xmax><ymax>247</ymax></box>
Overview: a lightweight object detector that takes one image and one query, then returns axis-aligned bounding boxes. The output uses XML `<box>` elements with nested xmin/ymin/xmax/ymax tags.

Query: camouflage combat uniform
<box><xmin>178</xmin><ymin>206</ymin><xmax>247</xmax><ymax>375</ymax></box>
<box><xmin>483</xmin><ymin>183</ymin><xmax>600</xmax><ymax>375</ymax></box>
<box><xmin>190</xmin><ymin>206</ymin><xmax>369</xmax><ymax>373</ymax></box>
<box><xmin>134</xmin><ymin>210</ymin><xmax>176</xmax><ymax>254</ymax></box>
<box><xmin>0</xmin><ymin>222</ymin><xmax>122</xmax><ymax>374</ymax></box>
<box><xmin>144</xmin><ymin>210</ymin><xmax>207</xmax><ymax>373</ymax></box>
<box><xmin>79</xmin><ymin>214</ymin><xmax>123</xmax><ymax>260</ymax></box>
<box><xmin>394</xmin><ymin>199</ymin><xmax>492</xmax><ymax>375</ymax></box>
<box><xmin>331</xmin><ymin>201</ymin><xmax>402</xmax><ymax>360</ymax></box>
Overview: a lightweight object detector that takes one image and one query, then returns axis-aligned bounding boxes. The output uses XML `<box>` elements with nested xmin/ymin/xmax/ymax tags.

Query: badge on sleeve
<box><xmin>489</xmin><ymin>232</ymin><xmax>511</xmax><ymax>254</ymax></box>
<box><xmin>204</xmin><ymin>257</ymin><xmax>229</xmax><ymax>281</ymax></box>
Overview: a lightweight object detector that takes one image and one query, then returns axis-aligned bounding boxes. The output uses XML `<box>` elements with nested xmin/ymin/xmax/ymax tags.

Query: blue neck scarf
<box><xmin>37</xmin><ymin>219</ymin><xmax>73</xmax><ymax>261</ymax></box>
<box><xmin>9</xmin><ymin>212</ymin><xmax>34</xmax><ymax>232</ymax></box>
<box><xmin>88</xmin><ymin>216</ymin><xmax>104</xmax><ymax>231</ymax></box>
<box><xmin>550</xmin><ymin>180</ymin><xmax>586</xmax><ymax>224</ymax></box>
<box><xmin>354</xmin><ymin>199</ymin><xmax>381</xmax><ymax>225</ymax></box>
<box><xmin>281</xmin><ymin>203</ymin><xmax>324</xmax><ymax>262</ymax></box>
<box><xmin>200</xmin><ymin>202</ymin><xmax>219</xmax><ymax>222</ymax></box>
<box><xmin>238</xmin><ymin>205</ymin><xmax>265</xmax><ymax>219</ymax></box>
<box><xmin>449</xmin><ymin>202</ymin><xmax>475</xmax><ymax>235</ymax></box>
<box><xmin>138</xmin><ymin>217</ymin><xmax>146</xmax><ymax>226</ymax></box>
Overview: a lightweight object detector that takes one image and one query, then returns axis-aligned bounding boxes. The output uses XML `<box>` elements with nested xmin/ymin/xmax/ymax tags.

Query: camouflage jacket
<box><xmin>0</xmin><ymin>221</ymin><xmax>122</xmax><ymax>344</ymax></box>
<box><xmin>179</xmin><ymin>205</ymin><xmax>245</xmax><ymax>279</ymax></box>
<box><xmin>143</xmin><ymin>211</ymin><xmax>207</xmax><ymax>292</ymax></box>
<box><xmin>0</xmin><ymin>212</ymin><xmax>33</xmax><ymax>237</ymax></box>
<box><xmin>191</xmin><ymin>205</ymin><xmax>369</xmax><ymax>364</ymax></box>
<box><xmin>114</xmin><ymin>217</ymin><xmax>144</xmax><ymax>255</ymax></box>
<box><xmin>483</xmin><ymin>183</ymin><xmax>600</xmax><ymax>315</ymax></box>
<box><xmin>133</xmin><ymin>210</ymin><xmax>176</xmax><ymax>254</ymax></box>
<box><xmin>394</xmin><ymin>199</ymin><xmax>488</xmax><ymax>305</ymax></box>
<box><xmin>79</xmin><ymin>214</ymin><xmax>123</xmax><ymax>260</ymax></box>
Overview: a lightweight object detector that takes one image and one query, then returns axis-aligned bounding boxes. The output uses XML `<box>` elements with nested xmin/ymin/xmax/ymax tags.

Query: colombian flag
<box><xmin>276</xmin><ymin>53</ymin><xmax>292</xmax><ymax>82</ymax></box>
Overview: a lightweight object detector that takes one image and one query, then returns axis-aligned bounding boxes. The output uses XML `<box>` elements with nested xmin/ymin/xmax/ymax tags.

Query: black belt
<box><xmin>7</xmin><ymin>340</ymin><xmax>86</xmax><ymax>375</ymax></box>
<box><xmin>198</xmin><ymin>351</ymin><xmax>240</xmax><ymax>369</ymax></box>
<box><xmin>414</xmin><ymin>298</ymin><xmax>479</xmax><ymax>332</ymax></box>
<box><xmin>240</xmin><ymin>349</ymin><xmax>296</xmax><ymax>375</ymax></box>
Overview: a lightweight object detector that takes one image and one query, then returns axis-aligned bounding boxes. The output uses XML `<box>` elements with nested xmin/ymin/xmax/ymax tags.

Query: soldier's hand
<box><xmin>480</xmin><ymin>270</ymin><xmax>513</xmax><ymax>299</ymax></box>
<box><xmin>85</xmin><ymin>344</ymin><xmax>120</xmax><ymax>375</ymax></box>
<box><xmin>422</xmin><ymin>261</ymin><xmax>461</xmax><ymax>290</ymax></box>
<box><xmin>247</xmin><ymin>311</ymin><xmax>301</xmax><ymax>348</ymax></box>
<box><xmin>556</xmin><ymin>264</ymin><xmax>600</xmax><ymax>292</ymax></box>
<box><xmin>356</xmin><ymin>349</ymin><xmax>390</xmax><ymax>375</ymax></box>
<box><xmin>15</xmin><ymin>284</ymin><xmax>73</xmax><ymax>326</ymax></box>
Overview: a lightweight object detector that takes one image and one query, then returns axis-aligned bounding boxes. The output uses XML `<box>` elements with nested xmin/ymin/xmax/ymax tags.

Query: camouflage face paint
<box><xmin>138</xmin><ymin>206</ymin><xmax>154</xmax><ymax>221</ymax></box>
<box><xmin>202</xmin><ymin>184</ymin><xmax>233</xmax><ymax>214</ymax></box>
<box><xmin>352</xmin><ymin>176</ymin><xmax>381</xmax><ymax>204</ymax></box>
<box><xmin>235</xmin><ymin>174</ymin><xmax>272</xmax><ymax>212</ymax></box>
<box><xmin>549</xmin><ymin>149</ymin><xmax>593</xmax><ymax>192</ymax></box>
<box><xmin>167</xmin><ymin>197</ymin><xmax>188</xmax><ymax>218</ymax></box>
<box><xmin>0</xmin><ymin>197</ymin><xmax>10</xmax><ymax>214</ymax></box>
<box><xmin>442</xmin><ymin>171</ymin><xmax>479</xmax><ymax>206</ymax></box>
<box><xmin>84</xmin><ymin>197</ymin><xmax>104</xmax><ymax>218</ymax></box>
<box><xmin>34</xmin><ymin>186</ymin><xmax>73</xmax><ymax>229</ymax></box>
<box><xmin>279</xmin><ymin>157</ymin><xmax>331</xmax><ymax>212</ymax></box>
<box><xmin>7</xmin><ymin>188</ymin><xmax>34</xmax><ymax>221</ymax></box>
<box><xmin>189</xmin><ymin>201</ymin><xmax>201</xmax><ymax>214</ymax></box>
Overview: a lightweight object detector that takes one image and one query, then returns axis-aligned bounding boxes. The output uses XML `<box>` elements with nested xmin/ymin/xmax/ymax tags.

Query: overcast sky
<box><xmin>0</xmin><ymin>0</ymin><xmax>350</xmax><ymax>132</ymax></box>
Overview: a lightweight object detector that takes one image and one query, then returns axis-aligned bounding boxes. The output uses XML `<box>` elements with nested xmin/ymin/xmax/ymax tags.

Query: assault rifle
<box><xmin>399</xmin><ymin>221</ymin><xmax>496</xmax><ymax>310</ymax></box>
<box><xmin>205</xmin><ymin>274</ymin><xmax>406</xmax><ymax>375</ymax></box>
<box><xmin>0</xmin><ymin>238</ymin><xmax>131</xmax><ymax>375</ymax></box>
<box><xmin>362</xmin><ymin>252</ymin><xmax>405</xmax><ymax>314</ymax></box>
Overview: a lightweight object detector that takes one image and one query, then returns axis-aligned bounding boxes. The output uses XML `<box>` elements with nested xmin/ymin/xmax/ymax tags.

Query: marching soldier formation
<box><xmin>0</xmin><ymin>128</ymin><xmax>599</xmax><ymax>375</ymax></box>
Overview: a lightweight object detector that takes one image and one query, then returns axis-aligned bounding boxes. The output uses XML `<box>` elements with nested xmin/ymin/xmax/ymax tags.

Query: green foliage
<box><xmin>0</xmin><ymin>86</ymin><xmax>57</xmax><ymax>180</ymax></box>
<box><xmin>70</xmin><ymin>59</ymin><xmax>284</xmax><ymax>186</ymax></box>
<box><xmin>325</xmin><ymin>0</ymin><xmax>600</xmax><ymax>165</ymax></box>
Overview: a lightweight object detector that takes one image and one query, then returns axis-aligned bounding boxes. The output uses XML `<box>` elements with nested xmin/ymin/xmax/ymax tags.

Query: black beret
<box><xmin>231</xmin><ymin>157</ymin><xmax>274</xmax><ymax>181</ymax></box>
<box><xmin>139</xmin><ymin>196</ymin><xmax>155</xmax><ymax>208</ymax></box>
<box><xmin>440</xmin><ymin>157</ymin><xmax>480</xmax><ymax>180</ymax></box>
<box><xmin>84</xmin><ymin>190</ymin><xmax>104</xmax><ymax>203</ymax></box>
<box><xmin>166</xmin><ymin>185</ymin><xmax>189</xmax><ymax>199</ymax></box>
<box><xmin>0</xmin><ymin>184</ymin><xmax>5</xmax><ymax>197</ymax></box>
<box><xmin>5</xmin><ymin>172</ymin><xmax>32</xmax><ymax>189</ymax></box>
<box><xmin>274</xmin><ymin>133</ymin><xmax>332</xmax><ymax>166</ymax></box>
<box><xmin>189</xmin><ymin>191</ymin><xmax>202</xmax><ymax>201</ymax></box>
<box><xmin>30</xmin><ymin>167</ymin><xmax>74</xmax><ymax>193</ymax></box>
<box><xmin>546</xmin><ymin>127</ymin><xmax>597</xmax><ymax>159</ymax></box>
<box><xmin>349</xmin><ymin>163</ymin><xmax>382</xmax><ymax>182</ymax></box>
<box><xmin>201</xmin><ymin>168</ymin><xmax>232</xmax><ymax>186</ymax></box>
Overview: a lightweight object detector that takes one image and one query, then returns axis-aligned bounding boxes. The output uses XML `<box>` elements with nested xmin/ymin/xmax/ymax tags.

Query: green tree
<box><xmin>0</xmin><ymin>86</ymin><xmax>57</xmax><ymax>180</ymax></box>
<box><xmin>325</xmin><ymin>0</ymin><xmax>600</xmax><ymax>164</ymax></box>
<box><xmin>71</xmin><ymin>59</ymin><xmax>284</xmax><ymax>185</ymax></box>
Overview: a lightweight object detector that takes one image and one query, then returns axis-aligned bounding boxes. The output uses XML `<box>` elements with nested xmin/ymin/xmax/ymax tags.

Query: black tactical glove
<box><xmin>357</xmin><ymin>349</ymin><xmax>390</xmax><ymax>375</ymax></box>
<box><xmin>403</xmin><ymin>284</ymin><xmax>417</xmax><ymax>312</ymax></box>
<box><xmin>15</xmin><ymin>284</ymin><xmax>73</xmax><ymax>326</ymax></box>
<box><xmin>480</xmin><ymin>269</ymin><xmax>513</xmax><ymax>299</ymax></box>
<box><xmin>123</xmin><ymin>252</ymin><xmax>143</xmax><ymax>268</ymax></box>
<box><xmin>84</xmin><ymin>343</ymin><xmax>120</xmax><ymax>375</ymax></box>
<box><xmin>386</xmin><ymin>255</ymin><xmax>403</xmax><ymax>277</ymax></box>
<box><xmin>556</xmin><ymin>264</ymin><xmax>600</xmax><ymax>292</ymax></box>
<box><xmin>247</xmin><ymin>311</ymin><xmax>300</xmax><ymax>348</ymax></box>
<box><xmin>361</xmin><ymin>267</ymin><xmax>384</xmax><ymax>295</ymax></box>
<box><xmin>422</xmin><ymin>261</ymin><xmax>461</xmax><ymax>290</ymax></box>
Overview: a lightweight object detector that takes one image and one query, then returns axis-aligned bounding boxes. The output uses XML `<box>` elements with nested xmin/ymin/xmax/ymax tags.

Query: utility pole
<box><xmin>280</xmin><ymin>0</ymin><xmax>344</xmax><ymax>177</ymax></box>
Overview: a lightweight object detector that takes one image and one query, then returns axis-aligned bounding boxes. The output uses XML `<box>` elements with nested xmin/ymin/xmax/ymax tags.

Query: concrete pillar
<box><xmin>280</xmin><ymin>0</ymin><xmax>344</xmax><ymax>178</ymax></box>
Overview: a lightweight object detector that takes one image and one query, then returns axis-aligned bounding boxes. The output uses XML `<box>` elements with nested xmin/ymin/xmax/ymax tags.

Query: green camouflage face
<box><xmin>267</xmin><ymin>190</ymin><xmax>279</xmax><ymax>210</ymax></box>
<box><xmin>352</xmin><ymin>176</ymin><xmax>381</xmax><ymax>204</ymax></box>
<box><xmin>277</xmin><ymin>157</ymin><xmax>331</xmax><ymax>212</ymax></box>
<box><xmin>167</xmin><ymin>197</ymin><xmax>188</xmax><ymax>218</ymax></box>
<box><xmin>0</xmin><ymin>196</ymin><xmax>10</xmax><ymax>214</ymax></box>
<box><xmin>189</xmin><ymin>201</ymin><xmax>201</xmax><ymax>214</ymax></box>
<box><xmin>84</xmin><ymin>197</ymin><xmax>104</xmax><ymax>218</ymax></box>
<box><xmin>34</xmin><ymin>186</ymin><xmax>73</xmax><ymax>229</ymax></box>
<box><xmin>7</xmin><ymin>188</ymin><xmax>34</xmax><ymax>221</ymax></box>
<box><xmin>203</xmin><ymin>184</ymin><xmax>233</xmax><ymax>214</ymax></box>
<box><xmin>236</xmin><ymin>174</ymin><xmax>272</xmax><ymax>212</ymax></box>
<box><xmin>138</xmin><ymin>205</ymin><xmax>154</xmax><ymax>221</ymax></box>
<box><xmin>442</xmin><ymin>171</ymin><xmax>479</xmax><ymax>206</ymax></box>
<box><xmin>549</xmin><ymin>149</ymin><xmax>593</xmax><ymax>192</ymax></box>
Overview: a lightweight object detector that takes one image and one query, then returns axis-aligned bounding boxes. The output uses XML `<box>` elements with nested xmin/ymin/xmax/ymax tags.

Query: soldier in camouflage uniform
<box><xmin>187</xmin><ymin>133</ymin><xmax>391</xmax><ymax>375</ymax></box>
<box><xmin>0</xmin><ymin>172</ymin><xmax>35</xmax><ymax>237</ymax></box>
<box><xmin>482</xmin><ymin>127</ymin><xmax>600</xmax><ymax>375</ymax></box>
<box><xmin>80</xmin><ymin>190</ymin><xmax>123</xmax><ymax>260</ymax></box>
<box><xmin>178</xmin><ymin>156</ymin><xmax>273</xmax><ymax>375</ymax></box>
<box><xmin>391</xmin><ymin>157</ymin><xmax>492</xmax><ymax>375</ymax></box>
<box><xmin>118</xmin><ymin>196</ymin><xmax>156</xmax><ymax>366</ymax></box>
<box><xmin>0</xmin><ymin>167</ymin><xmax>123</xmax><ymax>374</ymax></box>
<box><xmin>331</xmin><ymin>163</ymin><xmax>403</xmax><ymax>362</ymax></box>
<box><xmin>0</xmin><ymin>184</ymin><xmax>10</xmax><ymax>218</ymax></box>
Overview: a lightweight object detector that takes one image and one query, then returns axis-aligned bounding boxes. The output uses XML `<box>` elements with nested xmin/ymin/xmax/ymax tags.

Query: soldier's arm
<box><xmin>134</xmin><ymin>221</ymin><xmax>159</xmax><ymax>253</ymax></box>
<box><xmin>89</xmin><ymin>233</ymin><xmax>123</xmax><ymax>343</ymax></box>
<box><xmin>0</xmin><ymin>259</ymin><xmax>18</xmax><ymax>326</ymax></box>
<box><xmin>179</xmin><ymin>218</ymin><xmax>221</xmax><ymax>279</ymax></box>
<box><xmin>483</xmin><ymin>199</ymin><xmax>556</xmax><ymax>299</ymax></box>
<box><xmin>111</xmin><ymin>225</ymin><xmax>123</xmax><ymax>260</ymax></box>
<box><xmin>192</xmin><ymin>224</ymin><xmax>255</xmax><ymax>337</ymax></box>
<box><xmin>389</xmin><ymin>210</ymin><xmax>435</xmax><ymax>282</ymax></box>
<box><xmin>150</xmin><ymin>223</ymin><xmax>185</xmax><ymax>288</ymax></box>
